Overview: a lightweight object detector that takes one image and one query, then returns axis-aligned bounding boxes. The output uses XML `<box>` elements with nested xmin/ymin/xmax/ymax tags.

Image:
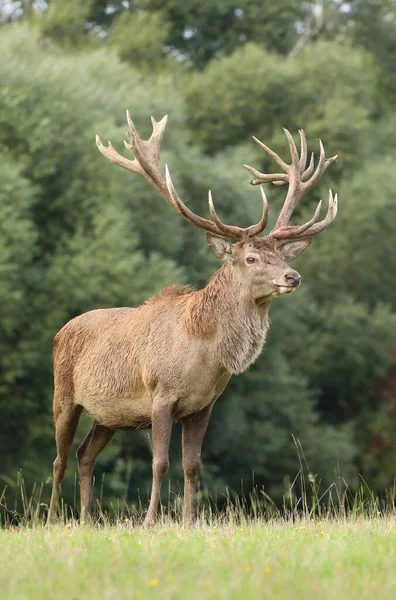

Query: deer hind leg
<box><xmin>143</xmin><ymin>398</ymin><xmax>174</xmax><ymax>527</ymax></box>
<box><xmin>181</xmin><ymin>404</ymin><xmax>213</xmax><ymax>526</ymax></box>
<box><xmin>76</xmin><ymin>422</ymin><xmax>115</xmax><ymax>521</ymax></box>
<box><xmin>48</xmin><ymin>403</ymin><xmax>83</xmax><ymax>523</ymax></box>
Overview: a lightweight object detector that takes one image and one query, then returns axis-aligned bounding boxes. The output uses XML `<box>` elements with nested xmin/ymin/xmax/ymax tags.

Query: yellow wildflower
<box><xmin>263</xmin><ymin>566</ymin><xmax>272</xmax><ymax>574</ymax></box>
<box><xmin>244</xmin><ymin>566</ymin><xmax>252</xmax><ymax>574</ymax></box>
<box><xmin>149</xmin><ymin>579</ymin><xmax>159</xmax><ymax>587</ymax></box>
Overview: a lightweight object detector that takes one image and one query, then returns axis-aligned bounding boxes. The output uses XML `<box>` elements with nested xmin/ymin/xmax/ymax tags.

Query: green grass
<box><xmin>1</xmin><ymin>518</ymin><xmax>395</xmax><ymax>599</ymax></box>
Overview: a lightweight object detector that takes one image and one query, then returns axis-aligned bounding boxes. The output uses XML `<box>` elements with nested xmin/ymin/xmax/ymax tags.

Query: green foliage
<box><xmin>346</xmin><ymin>0</ymin><xmax>396</xmax><ymax>108</ymax></box>
<box><xmin>302</xmin><ymin>156</ymin><xmax>396</xmax><ymax>309</ymax></box>
<box><xmin>136</xmin><ymin>0</ymin><xmax>307</xmax><ymax>68</ymax></box>
<box><xmin>184</xmin><ymin>40</ymin><xmax>375</xmax><ymax>166</ymax></box>
<box><xmin>28</xmin><ymin>0</ymin><xmax>308</xmax><ymax>67</ymax></box>
<box><xmin>39</xmin><ymin>0</ymin><xmax>94</xmax><ymax>47</ymax></box>
<box><xmin>0</xmin><ymin>155</ymin><xmax>36</xmax><ymax>333</ymax></box>
<box><xmin>111</xmin><ymin>10</ymin><xmax>170</xmax><ymax>69</ymax></box>
<box><xmin>206</xmin><ymin>354</ymin><xmax>357</xmax><ymax>501</ymax></box>
<box><xmin>0</xmin><ymin>154</ymin><xmax>37</xmax><ymax>473</ymax></box>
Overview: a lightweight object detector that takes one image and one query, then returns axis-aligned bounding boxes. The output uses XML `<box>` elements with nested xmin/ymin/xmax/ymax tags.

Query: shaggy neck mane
<box><xmin>185</xmin><ymin>263</ymin><xmax>271</xmax><ymax>374</ymax></box>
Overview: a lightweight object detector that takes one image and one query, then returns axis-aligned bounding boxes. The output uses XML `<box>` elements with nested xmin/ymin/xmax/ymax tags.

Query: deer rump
<box><xmin>54</xmin><ymin>296</ymin><xmax>231</xmax><ymax>431</ymax></box>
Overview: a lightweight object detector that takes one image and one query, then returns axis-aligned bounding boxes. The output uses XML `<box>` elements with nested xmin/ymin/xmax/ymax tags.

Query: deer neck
<box><xmin>187</xmin><ymin>263</ymin><xmax>271</xmax><ymax>374</ymax></box>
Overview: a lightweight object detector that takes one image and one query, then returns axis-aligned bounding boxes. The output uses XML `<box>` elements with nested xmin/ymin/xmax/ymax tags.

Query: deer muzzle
<box><xmin>272</xmin><ymin>270</ymin><xmax>301</xmax><ymax>294</ymax></box>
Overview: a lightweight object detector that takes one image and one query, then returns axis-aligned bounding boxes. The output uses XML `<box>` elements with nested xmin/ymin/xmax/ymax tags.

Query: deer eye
<box><xmin>246</xmin><ymin>256</ymin><xmax>257</xmax><ymax>265</ymax></box>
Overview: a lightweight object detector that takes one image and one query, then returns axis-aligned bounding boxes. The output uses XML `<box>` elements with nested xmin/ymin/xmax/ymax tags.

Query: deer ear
<box><xmin>206</xmin><ymin>233</ymin><xmax>235</xmax><ymax>260</ymax></box>
<box><xmin>279</xmin><ymin>238</ymin><xmax>313</xmax><ymax>262</ymax></box>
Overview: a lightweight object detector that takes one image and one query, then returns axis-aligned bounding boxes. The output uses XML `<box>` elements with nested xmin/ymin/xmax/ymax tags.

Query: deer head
<box><xmin>96</xmin><ymin>113</ymin><xmax>337</xmax><ymax>304</ymax></box>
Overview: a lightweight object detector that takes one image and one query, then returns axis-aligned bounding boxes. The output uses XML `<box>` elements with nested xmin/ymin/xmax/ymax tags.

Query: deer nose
<box><xmin>285</xmin><ymin>271</ymin><xmax>301</xmax><ymax>288</ymax></box>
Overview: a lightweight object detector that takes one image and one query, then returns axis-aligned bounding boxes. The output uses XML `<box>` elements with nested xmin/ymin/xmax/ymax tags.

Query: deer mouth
<box><xmin>273</xmin><ymin>284</ymin><xmax>297</xmax><ymax>295</ymax></box>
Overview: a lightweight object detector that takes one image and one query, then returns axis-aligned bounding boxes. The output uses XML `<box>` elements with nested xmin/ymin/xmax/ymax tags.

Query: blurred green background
<box><xmin>0</xmin><ymin>0</ymin><xmax>395</xmax><ymax>514</ymax></box>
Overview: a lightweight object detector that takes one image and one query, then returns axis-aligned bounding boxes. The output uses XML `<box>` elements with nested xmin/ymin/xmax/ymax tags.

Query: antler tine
<box><xmin>166</xmin><ymin>166</ymin><xmax>266</xmax><ymax>238</ymax></box>
<box><xmin>165</xmin><ymin>166</ymin><xmax>225</xmax><ymax>236</ymax></box>
<box><xmin>306</xmin><ymin>139</ymin><xmax>325</xmax><ymax>190</ymax></box>
<box><xmin>125</xmin><ymin>109</ymin><xmax>139</xmax><ymax>138</ymax></box>
<box><xmin>124</xmin><ymin>111</ymin><xmax>169</xmax><ymax>195</ymax></box>
<box><xmin>208</xmin><ymin>190</ymin><xmax>231</xmax><ymax>234</ymax></box>
<box><xmin>283</xmin><ymin>128</ymin><xmax>300</xmax><ymax>168</ymax></box>
<box><xmin>245</xmin><ymin>129</ymin><xmax>308</xmax><ymax>187</ymax></box>
<box><xmin>300</xmin><ymin>189</ymin><xmax>338</xmax><ymax>238</ymax></box>
<box><xmin>298</xmin><ymin>129</ymin><xmax>307</xmax><ymax>171</ymax></box>
<box><xmin>243</xmin><ymin>163</ymin><xmax>288</xmax><ymax>185</ymax></box>
<box><xmin>306</xmin><ymin>141</ymin><xmax>338</xmax><ymax>191</ymax></box>
<box><xmin>271</xmin><ymin>199</ymin><xmax>322</xmax><ymax>241</ymax></box>
<box><xmin>249</xmin><ymin>186</ymin><xmax>269</xmax><ymax>236</ymax></box>
<box><xmin>302</xmin><ymin>152</ymin><xmax>315</xmax><ymax>180</ymax></box>
<box><xmin>96</xmin><ymin>136</ymin><xmax>145</xmax><ymax>177</ymax></box>
<box><xmin>252</xmin><ymin>136</ymin><xmax>289</xmax><ymax>172</ymax></box>
<box><xmin>96</xmin><ymin>113</ymin><xmax>170</xmax><ymax>201</ymax></box>
<box><xmin>207</xmin><ymin>186</ymin><xmax>269</xmax><ymax>238</ymax></box>
<box><xmin>272</xmin><ymin>190</ymin><xmax>337</xmax><ymax>242</ymax></box>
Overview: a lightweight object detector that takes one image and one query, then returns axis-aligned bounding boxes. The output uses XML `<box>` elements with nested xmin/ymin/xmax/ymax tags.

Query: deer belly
<box><xmin>173</xmin><ymin>371</ymin><xmax>230</xmax><ymax>420</ymax></box>
<box><xmin>78</xmin><ymin>393</ymin><xmax>153</xmax><ymax>429</ymax></box>
<box><xmin>174</xmin><ymin>395</ymin><xmax>211</xmax><ymax>420</ymax></box>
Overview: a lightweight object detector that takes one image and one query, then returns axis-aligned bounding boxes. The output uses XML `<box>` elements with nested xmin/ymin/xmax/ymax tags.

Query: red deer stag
<box><xmin>48</xmin><ymin>112</ymin><xmax>337</xmax><ymax>525</ymax></box>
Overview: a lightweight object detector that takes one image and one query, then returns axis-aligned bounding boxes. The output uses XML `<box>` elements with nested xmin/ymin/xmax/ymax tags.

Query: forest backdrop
<box><xmin>0</xmin><ymin>0</ymin><xmax>396</xmax><ymax>514</ymax></box>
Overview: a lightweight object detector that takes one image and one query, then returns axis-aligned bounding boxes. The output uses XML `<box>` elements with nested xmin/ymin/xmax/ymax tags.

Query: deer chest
<box><xmin>219</xmin><ymin>314</ymin><xmax>270</xmax><ymax>374</ymax></box>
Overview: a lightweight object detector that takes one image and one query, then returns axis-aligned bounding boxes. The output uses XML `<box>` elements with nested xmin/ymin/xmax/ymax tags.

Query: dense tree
<box><xmin>183</xmin><ymin>40</ymin><xmax>375</xmax><ymax>166</ymax></box>
<box><xmin>0</xmin><ymin>155</ymin><xmax>37</xmax><ymax>475</ymax></box>
<box><xmin>2</xmin><ymin>1</ymin><xmax>310</xmax><ymax>67</ymax></box>
<box><xmin>343</xmin><ymin>0</ymin><xmax>396</xmax><ymax>108</ymax></box>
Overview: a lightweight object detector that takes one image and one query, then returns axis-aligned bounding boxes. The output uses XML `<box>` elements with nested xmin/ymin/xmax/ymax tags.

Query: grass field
<box><xmin>1</xmin><ymin>517</ymin><xmax>395</xmax><ymax>599</ymax></box>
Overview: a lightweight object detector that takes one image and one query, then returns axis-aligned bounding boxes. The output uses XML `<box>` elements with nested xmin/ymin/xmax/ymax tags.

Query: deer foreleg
<box><xmin>143</xmin><ymin>397</ymin><xmax>174</xmax><ymax>527</ymax></box>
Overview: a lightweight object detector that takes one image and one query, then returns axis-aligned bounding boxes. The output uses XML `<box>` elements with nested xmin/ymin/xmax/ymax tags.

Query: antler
<box><xmin>244</xmin><ymin>129</ymin><xmax>338</xmax><ymax>241</ymax></box>
<box><xmin>96</xmin><ymin>112</ymin><xmax>268</xmax><ymax>240</ymax></box>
